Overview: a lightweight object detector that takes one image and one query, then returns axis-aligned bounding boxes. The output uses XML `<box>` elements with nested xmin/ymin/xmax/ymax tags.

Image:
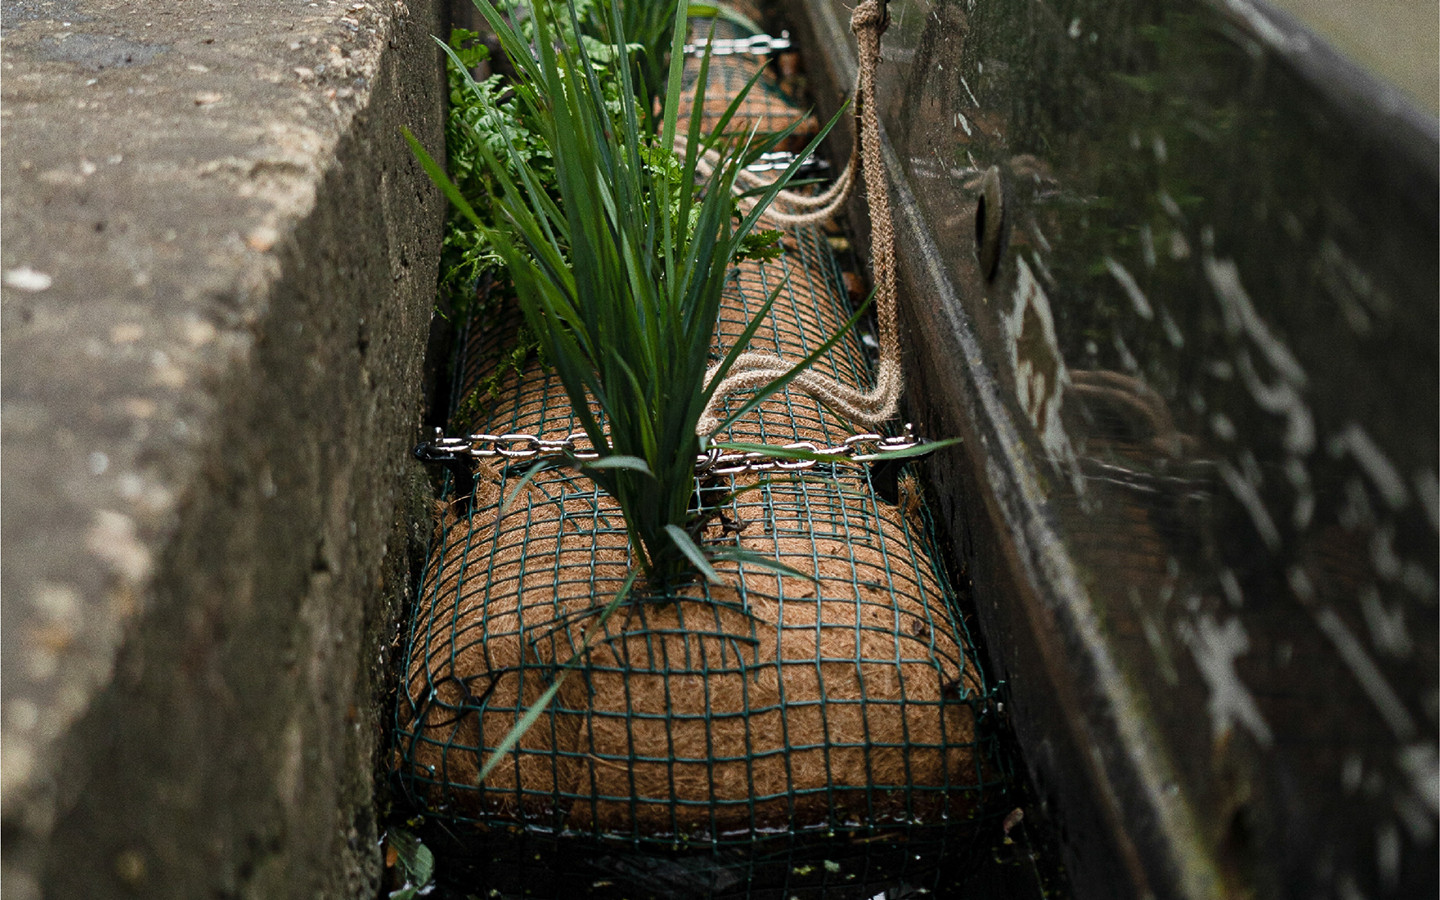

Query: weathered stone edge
<box><xmin>1</xmin><ymin>0</ymin><xmax>447</xmax><ymax>896</ymax></box>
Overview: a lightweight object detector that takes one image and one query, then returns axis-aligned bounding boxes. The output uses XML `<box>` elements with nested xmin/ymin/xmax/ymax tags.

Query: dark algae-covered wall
<box><xmin>793</xmin><ymin>0</ymin><xmax>1437</xmax><ymax>898</ymax></box>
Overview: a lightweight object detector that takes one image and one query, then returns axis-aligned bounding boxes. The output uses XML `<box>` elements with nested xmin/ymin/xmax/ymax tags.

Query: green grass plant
<box><xmin>434</xmin><ymin>6</ymin><xmax>780</xmax><ymax>329</ymax></box>
<box><xmin>410</xmin><ymin>0</ymin><xmax>847</xmax><ymax>589</ymax></box>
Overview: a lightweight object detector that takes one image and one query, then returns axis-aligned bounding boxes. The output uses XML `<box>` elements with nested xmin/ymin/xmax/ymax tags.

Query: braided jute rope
<box><xmin>698</xmin><ymin>0</ymin><xmax>900</xmax><ymax>435</ymax></box>
<box><xmin>681</xmin><ymin>134</ymin><xmax>858</xmax><ymax>229</ymax></box>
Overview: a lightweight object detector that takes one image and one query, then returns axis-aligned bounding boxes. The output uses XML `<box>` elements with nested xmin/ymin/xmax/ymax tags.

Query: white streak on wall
<box><xmin>1220</xmin><ymin>461</ymin><xmax>1281</xmax><ymax>551</ymax></box>
<box><xmin>1112</xmin><ymin>332</ymin><xmax>1139</xmax><ymax>374</ymax></box>
<box><xmin>1328</xmin><ymin>423</ymin><xmax>1409</xmax><ymax>510</ymax></box>
<box><xmin>1340</xmin><ymin>478</ymin><xmax>1376</xmax><ymax>530</ymax></box>
<box><xmin>1315</xmin><ymin>607</ymin><xmax>1417</xmax><ymax>741</ymax></box>
<box><xmin>1218</xmin><ymin>568</ymin><xmax>1244</xmax><ymax>607</ymax></box>
<box><xmin>1104</xmin><ymin>256</ymin><xmax>1154</xmax><ymax>320</ymax></box>
<box><xmin>1237</xmin><ymin>351</ymin><xmax>1315</xmax><ymax>456</ymax></box>
<box><xmin>1183</xmin><ymin>614</ymin><xmax>1274</xmax><ymax>747</ymax></box>
<box><xmin>1399</xmin><ymin>743</ymin><xmax>1440</xmax><ymax>816</ymax></box>
<box><xmin>1369</xmin><ymin>525</ymin><xmax>1403</xmax><ymax>580</ymax></box>
<box><xmin>1395</xmin><ymin>791</ymin><xmax>1437</xmax><ymax>844</ymax></box>
<box><xmin>1287</xmin><ymin>566</ymin><xmax>1316</xmax><ymax>603</ymax></box>
<box><xmin>1005</xmin><ymin>258</ymin><xmax>1079</xmax><ymax>477</ymax></box>
<box><xmin>1159</xmin><ymin>306</ymin><xmax>1184</xmax><ymax>348</ymax></box>
<box><xmin>1343</xmin><ymin>754</ymin><xmax>1364</xmax><ymax>792</ymax></box>
<box><xmin>1140</xmin><ymin>224</ymin><xmax>1157</xmax><ymax>268</ymax></box>
<box><xmin>1284</xmin><ymin>457</ymin><xmax>1315</xmax><ymax>528</ymax></box>
<box><xmin>1359</xmin><ymin>586</ymin><xmax>1413</xmax><ymax>658</ymax></box>
<box><xmin>1211</xmin><ymin>412</ymin><xmax>1237</xmax><ymax>441</ymax></box>
<box><xmin>1204</xmin><ymin>255</ymin><xmax>1307</xmax><ymax>388</ymax></box>
<box><xmin>1219</xmin><ymin>0</ymin><xmax>1307</xmax><ymax>52</ymax></box>
<box><xmin>959</xmin><ymin>75</ymin><xmax>980</xmax><ymax>107</ymax></box>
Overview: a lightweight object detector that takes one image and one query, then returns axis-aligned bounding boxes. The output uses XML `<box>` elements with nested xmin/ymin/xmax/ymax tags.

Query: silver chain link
<box><xmin>744</xmin><ymin>150</ymin><xmax>829</xmax><ymax>175</ymax></box>
<box><xmin>417</xmin><ymin>424</ymin><xmax>927</xmax><ymax>477</ymax></box>
<box><xmin>683</xmin><ymin>32</ymin><xmax>792</xmax><ymax>58</ymax></box>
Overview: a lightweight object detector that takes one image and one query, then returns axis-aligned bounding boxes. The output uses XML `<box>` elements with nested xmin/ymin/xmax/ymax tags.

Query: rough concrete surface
<box><xmin>1</xmin><ymin>0</ymin><xmax>446</xmax><ymax>896</ymax></box>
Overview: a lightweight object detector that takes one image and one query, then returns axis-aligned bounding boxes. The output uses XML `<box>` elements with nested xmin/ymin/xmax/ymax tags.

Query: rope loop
<box><xmin>850</xmin><ymin>0</ymin><xmax>888</xmax><ymax>34</ymax></box>
<box><xmin>697</xmin><ymin>0</ymin><xmax>903</xmax><ymax>436</ymax></box>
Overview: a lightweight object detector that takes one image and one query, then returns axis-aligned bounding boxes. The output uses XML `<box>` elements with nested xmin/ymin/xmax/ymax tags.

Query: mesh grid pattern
<box><xmin>394</xmin><ymin>22</ymin><xmax>1001</xmax><ymax>895</ymax></box>
<box><xmin>396</xmin><ymin>219</ymin><xmax>1002</xmax><ymax>857</ymax></box>
<box><xmin>677</xmin><ymin>23</ymin><xmax>818</xmax><ymax>153</ymax></box>
<box><xmin>399</xmin><ymin>462</ymin><xmax>995</xmax><ymax>835</ymax></box>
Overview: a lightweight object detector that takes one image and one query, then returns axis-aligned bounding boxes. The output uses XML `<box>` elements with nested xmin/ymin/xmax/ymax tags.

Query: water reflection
<box><xmin>868</xmin><ymin>0</ymin><xmax>1439</xmax><ymax>895</ymax></box>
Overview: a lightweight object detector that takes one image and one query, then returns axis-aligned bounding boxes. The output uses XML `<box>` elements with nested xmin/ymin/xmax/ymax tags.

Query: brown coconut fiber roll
<box><xmin>399</xmin><ymin>212</ymin><xmax>996</xmax><ymax>840</ymax></box>
<box><xmin>675</xmin><ymin>42</ymin><xmax>819</xmax><ymax>153</ymax></box>
<box><xmin>400</xmin><ymin>461</ymin><xmax>989</xmax><ymax>838</ymax></box>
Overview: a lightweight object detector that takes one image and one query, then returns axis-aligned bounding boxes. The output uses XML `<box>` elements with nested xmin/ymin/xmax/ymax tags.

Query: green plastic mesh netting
<box><xmin>392</xmin><ymin>10</ymin><xmax>1004</xmax><ymax>896</ymax></box>
<box><xmin>675</xmin><ymin>42</ymin><xmax>819</xmax><ymax>153</ymax></box>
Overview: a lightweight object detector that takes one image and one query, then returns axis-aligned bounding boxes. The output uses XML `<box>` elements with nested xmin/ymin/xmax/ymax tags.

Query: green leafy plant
<box><xmin>436</xmin><ymin>16</ymin><xmax>780</xmax><ymax>320</ymax></box>
<box><xmin>435</xmin><ymin>27</ymin><xmax>553</xmax><ymax>314</ymax></box>
<box><xmin>493</xmin><ymin>0</ymin><xmax>735</xmax><ymax>114</ymax></box>
<box><xmin>408</xmin><ymin>0</ymin><xmax>848</xmax><ymax>588</ymax></box>
<box><xmin>384</xmin><ymin>826</ymin><xmax>434</xmax><ymax>899</ymax></box>
<box><xmin>452</xmin><ymin>321</ymin><xmax>541</xmax><ymax>428</ymax></box>
<box><xmin>551</xmin><ymin>0</ymin><xmax>681</xmax><ymax>116</ymax></box>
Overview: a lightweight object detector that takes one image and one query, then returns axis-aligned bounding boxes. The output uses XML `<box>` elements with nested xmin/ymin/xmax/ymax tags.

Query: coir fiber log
<box><xmin>397</xmin><ymin>216</ymin><xmax>995</xmax><ymax>840</ymax></box>
<box><xmin>402</xmin><ymin>464</ymin><xmax>987</xmax><ymax>837</ymax></box>
<box><xmin>674</xmin><ymin>15</ymin><xmax>820</xmax><ymax>153</ymax></box>
<box><xmin>396</xmin><ymin>12</ymin><xmax>996</xmax><ymax>843</ymax></box>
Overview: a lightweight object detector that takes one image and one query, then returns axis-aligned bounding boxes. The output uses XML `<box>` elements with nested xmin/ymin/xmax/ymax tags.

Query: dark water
<box><xmin>866</xmin><ymin>0</ymin><xmax>1437</xmax><ymax>897</ymax></box>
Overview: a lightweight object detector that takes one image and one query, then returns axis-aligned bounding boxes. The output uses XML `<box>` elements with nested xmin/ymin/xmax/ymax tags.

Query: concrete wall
<box><xmin>1</xmin><ymin>0</ymin><xmax>447</xmax><ymax>896</ymax></box>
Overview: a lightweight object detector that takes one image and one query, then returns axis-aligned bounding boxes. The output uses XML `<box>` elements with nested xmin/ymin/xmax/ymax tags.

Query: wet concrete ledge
<box><xmin>1</xmin><ymin>1</ymin><xmax>446</xmax><ymax>896</ymax></box>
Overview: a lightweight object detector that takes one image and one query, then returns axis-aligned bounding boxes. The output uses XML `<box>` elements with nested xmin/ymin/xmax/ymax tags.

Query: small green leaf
<box><xmin>854</xmin><ymin>436</ymin><xmax>961</xmax><ymax>460</ymax></box>
<box><xmin>386</xmin><ymin>827</ymin><xmax>435</xmax><ymax>900</ymax></box>
<box><xmin>665</xmin><ymin>524</ymin><xmax>724</xmax><ymax>585</ymax></box>
<box><xmin>409</xmin><ymin>844</ymin><xmax>434</xmax><ymax>889</ymax></box>
<box><xmin>710</xmin><ymin>547</ymin><xmax>816</xmax><ymax>582</ymax></box>
<box><xmin>582</xmin><ymin>455</ymin><xmax>654</xmax><ymax>475</ymax></box>
<box><xmin>736</xmin><ymin>228</ymin><xmax>784</xmax><ymax>262</ymax></box>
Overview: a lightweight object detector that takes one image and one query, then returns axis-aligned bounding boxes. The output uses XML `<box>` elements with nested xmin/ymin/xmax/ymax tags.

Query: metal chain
<box><xmin>413</xmin><ymin>423</ymin><xmax>931</xmax><ymax>476</ymax></box>
<box><xmin>682</xmin><ymin>32</ymin><xmax>792</xmax><ymax>58</ymax></box>
<box><xmin>744</xmin><ymin>150</ymin><xmax>830</xmax><ymax>176</ymax></box>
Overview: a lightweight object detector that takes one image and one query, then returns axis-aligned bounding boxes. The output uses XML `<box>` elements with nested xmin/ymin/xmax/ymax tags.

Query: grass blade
<box><xmin>401</xmin><ymin>126</ymin><xmax>487</xmax><ymax>232</ymax></box>
<box><xmin>499</xmin><ymin>458</ymin><xmax>555</xmax><ymax>516</ymax></box>
<box><xmin>582</xmin><ymin>455</ymin><xmax>655</xmax><ymax>475</ymax></box>
<box><xmin>710</xmin><ymin>292</ymin><xmax>875</xmax><ymax>436</ymax></box>
<box><xmin>477</xmin><ymin>570</ymin><xmax>640</xmax><ymax>784</ymax></box>
<box><xmin>709</xmin><ymin>437</ymin><xmax>960</xmax><ymax>464</ymax></box>
<box><xmin>709</xmin><ymin>547</ymin><xmax>815</xmax><ymax>582</ymax></box>
<box><xmin>665</xmin><ymin>524</ymin><xmax>724</xmax><ymax>585</ymax></box>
